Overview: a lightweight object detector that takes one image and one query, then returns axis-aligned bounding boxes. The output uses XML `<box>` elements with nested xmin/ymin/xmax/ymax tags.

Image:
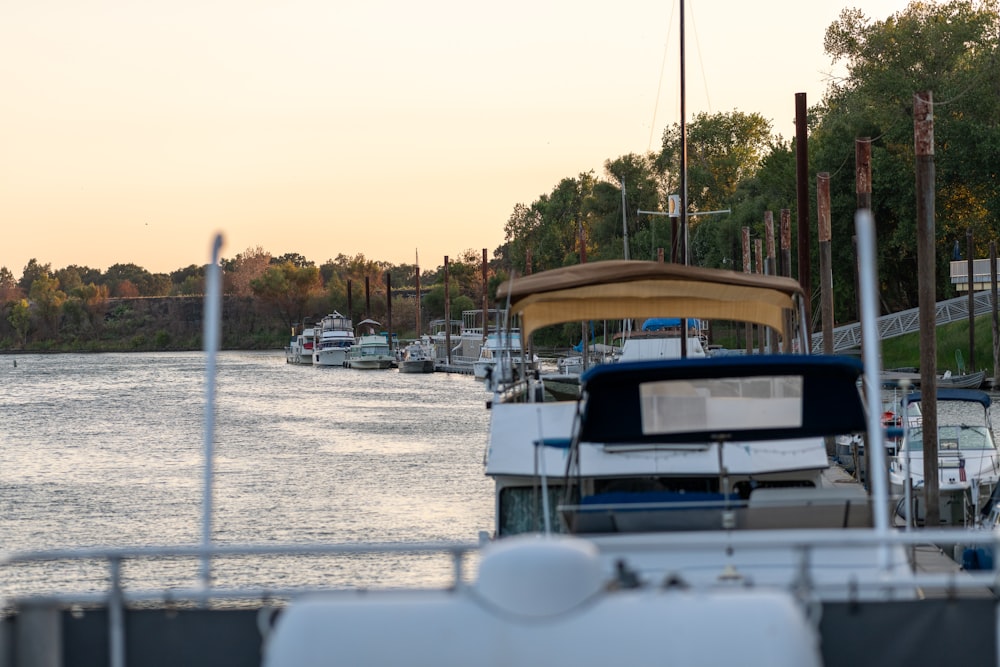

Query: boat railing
<box><xmin>5</xmin><ymin>528</ymin><xmax>1000</xmax><ymax>608</ymax></box>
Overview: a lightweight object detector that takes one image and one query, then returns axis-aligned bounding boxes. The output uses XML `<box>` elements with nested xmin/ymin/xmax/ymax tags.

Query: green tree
<box><xmin>8</xmin><ymin>298</ymin><xmax>31</xmax><ymax>347</ymax></box>
<box><xmin>250</xmin><ymin>262</ymin><xmax>323</xmax><ymax>329</ymax></box>
<box><xmin>657</xmin><ymin>111</ymin><xmax>777</xmax><ymax>269</ymax></box>
<box><xmin>18</xmin><ymin>259</ymin><xmax>52</xmax><ymax>292</ymax></box>
<box><xmin>819</xmin><ymin>0</ymin><xmax>1000</xmax><ymax>312</ymax></box>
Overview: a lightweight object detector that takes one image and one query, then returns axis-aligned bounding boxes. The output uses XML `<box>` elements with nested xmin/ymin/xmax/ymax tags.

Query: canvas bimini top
<box><xmin>497</xmin><ymin>260</ymin><xmax>805</xmax><ymax>342</ymax></box>
<box><xmin>903</xmin><ymin>389</ymin><xmax>992</xmax><ymax>409</ymax></box>
<box><xmin>574</xmin><ymin>354</ymin><xmax>867</xmax><ymax>445</ymax></box>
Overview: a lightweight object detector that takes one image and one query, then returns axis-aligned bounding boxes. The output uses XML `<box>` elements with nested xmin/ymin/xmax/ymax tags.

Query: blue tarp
<box><xmin>641</xmin><ymin>318</ymin><xmax>700</xmax><ymax>331</ymax></box>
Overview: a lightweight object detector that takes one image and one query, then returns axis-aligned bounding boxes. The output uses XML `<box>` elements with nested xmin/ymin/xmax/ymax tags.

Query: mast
<box><xmin>679</xmin><ymin>0</ymin><xmax>688</xmax><ymax>266</ymax></box>
<box><xmin>620</xmin><ymin>177</ymin><xmax>630</xmax><ymax>260</ymax></box>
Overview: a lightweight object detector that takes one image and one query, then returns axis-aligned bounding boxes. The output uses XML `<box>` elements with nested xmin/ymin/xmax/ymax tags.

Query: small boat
<box><xmin>284</xmin><ymin>326</ymin><xmax>315</xmax><ymax>364</ymax></box>
<box><xmin>345</xmin><ymin>319</ymin><xmax>394</xmax><ymax>369</ymax></box>
<box><xmin>938</xmin><ymin>369</ymin><xmax>986</xmax><ymax>389</ymax></box>
<box><xmin>398</xmin><ymin>339</ymin><xmax>436</xmax><ymax>373</ymax></box>
<box><xmin>312</xmin><ymin>311</ymin><xmax>354</xmax><ymax>367</ymax></box>
<box><xmin>889</xmin><ymin>388</ymin><xmax>1000</xmax><ymax>526</ymax></box>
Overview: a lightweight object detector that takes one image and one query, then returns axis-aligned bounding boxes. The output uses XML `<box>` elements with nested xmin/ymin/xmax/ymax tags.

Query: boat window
<box><xmin>638</xmin><ymin>375</ymin><xmax>803</xmax><ymax>435</ymax></box>
<box><xmin>905</xmin><ymin>426</ymin><xmax>993</xmax><ymax>451</ymax></box>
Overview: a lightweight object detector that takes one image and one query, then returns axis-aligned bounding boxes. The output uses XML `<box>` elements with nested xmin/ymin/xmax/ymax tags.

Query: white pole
<box><xmin>855</xmin><ymin>211</ymin><xmax>892</xmax><ymax>570</ymax></box>
<box><xmin>201</xmin><ymin>233</ymin><xmax>224</xmax><ymax>596</ymax></box>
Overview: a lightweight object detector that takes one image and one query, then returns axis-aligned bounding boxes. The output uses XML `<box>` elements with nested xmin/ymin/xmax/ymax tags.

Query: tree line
<box><xmin>0</xmin><ymin>248</ymin><xmax>503</xmax><ymax>350</ymax></box>
<box><xmin>4</xmin><ymin>1</ymin><xmax>998</xmax><ymax>351</ymax></box>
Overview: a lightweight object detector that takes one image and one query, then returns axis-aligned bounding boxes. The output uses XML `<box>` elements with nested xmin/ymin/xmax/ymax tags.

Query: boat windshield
<box><xmin>638</xmin><ymin>375</ymin><xmax>804</xmax><ymax>435</ymax></box>
<box><xmin>906</xmin><ymin>425</ymin><xmax>994</xmax><ymax>451</ymax></box>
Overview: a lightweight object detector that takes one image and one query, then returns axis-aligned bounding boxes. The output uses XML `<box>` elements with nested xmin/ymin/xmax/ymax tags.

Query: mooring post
<box><xmin>915</xmin><ymin>90</ymin><xmax>939</xmax><ymax>526</ymax></box>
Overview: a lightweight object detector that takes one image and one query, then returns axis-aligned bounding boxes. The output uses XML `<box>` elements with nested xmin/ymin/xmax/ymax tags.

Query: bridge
<box><xmin>809</xmin><ymin>290</ymin><xmax>997</xmax><ymax>353</ymax></box>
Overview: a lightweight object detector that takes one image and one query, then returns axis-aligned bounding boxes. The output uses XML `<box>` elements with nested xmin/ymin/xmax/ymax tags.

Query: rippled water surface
<box><xmin>1</xmin><ymin>351</ymin><xmax>493</xmax><ymax>596</ymax></box>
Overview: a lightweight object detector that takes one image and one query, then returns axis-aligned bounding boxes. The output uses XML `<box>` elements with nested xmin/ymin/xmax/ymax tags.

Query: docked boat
<box><xmin>345</xmin><ymin>319</ymin><xmax>394</xmax><ymax>369</ymax></box>
<box><xmin>889</xmin><ymin>388</ymin><xmax>1000</xmax><ymax>526</ymax></box>
<box><xmin>311</xmin><ymin>311</ymin><xmax>354</xmax><ymax>366</ymax></box>
<box><xmin>284</xmin><ymin>325</ymin><xmax>315</xmax><ymax>364</ymax></box>
<box><xmin>398</xmin><ymin>339</ymin><xmax>436</xmax><ymax>373</ymax></box>
<box><xmin>482</xmin><ymin>258</ymin><xmax>912</xmax><ymax>596</ymax></box>
<box><xmin>473</xmin><ymin>330</ymin><xmax>538</xmax><ymax>383</ymax></box>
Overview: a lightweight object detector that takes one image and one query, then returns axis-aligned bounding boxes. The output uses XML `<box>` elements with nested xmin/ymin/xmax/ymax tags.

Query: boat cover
<box><xmin>576</xmin><ymin>354</ymin><xmax>866</xmax><ymax>444</ymax></box>
<box><xmin>903</xmin><ymin>388</ymin><xmax>991</xmax><ymax>408</ymax></box>
<box><xmin>497</xmin><ymin>260</ymin><xmax>803</xmax><ymax>339</ymax></box>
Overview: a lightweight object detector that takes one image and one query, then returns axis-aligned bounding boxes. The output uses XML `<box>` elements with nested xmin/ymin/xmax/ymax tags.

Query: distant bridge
<box><xmin>810</xmin><ymin>290</ymin><xmax>997</xmax><ymax>354</ymax></box>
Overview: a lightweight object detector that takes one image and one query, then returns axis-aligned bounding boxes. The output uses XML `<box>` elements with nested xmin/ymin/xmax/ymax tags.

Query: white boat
<box><xmin>889</xmin><ymin>388</ymin><xmax>1000</xmax><ymax>526</ymax></box>
<box><xmin>482</xmin><ymin>258</ymin><xmax>912</xmax><ymax>598</ymax></box>
<box><xmin>398</xmin><ymin>338</ymin><xmax>436</xmax><ymax>373</ymax></box>
<box><xmin>618</xmin><ymin>316</ymin><xmax>708</xmax><ymax>361</ymax></box>
<box><xmin>284</xmin><ymin>326</ymin><xmax>315</xmax><ymax>364</ymax></box>
<box><xmin>311</xmin><ymin>311</ymin><xmax>354</xmax><ymax>366</ymax></box>
<box><xmin>345</xmin><ymin>319</ymin><xmax>394</xmax><ymax>369</ymax></box>
<box><xmin>473</xmin><ymin>330</ymin><xmax>538</xmax><ymax>384</ymax></box>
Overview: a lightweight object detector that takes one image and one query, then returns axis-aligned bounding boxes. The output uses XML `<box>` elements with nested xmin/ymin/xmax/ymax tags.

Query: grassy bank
<box><xmin>880</xmin><ymin>314</ymin><xmax>1000</xmax><ymax>375</ymax></box>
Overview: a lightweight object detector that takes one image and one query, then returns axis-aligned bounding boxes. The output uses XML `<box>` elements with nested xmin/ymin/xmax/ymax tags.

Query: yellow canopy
<box><xmin>497</xmin><ymin>260</ymin><xmax>803</xmax><ymax>339</ymax></box>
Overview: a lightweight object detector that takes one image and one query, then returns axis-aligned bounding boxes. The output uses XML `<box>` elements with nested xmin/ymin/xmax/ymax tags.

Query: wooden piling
<box><xmin>818</xmin><ymin>172</ymin><xmax>834</xmax><ymax>356</ymax></box>
<box><xmin>915</xmin><ymin>90</ymin><xmax>939</xmax><ymax>526</ymax></box>
<box><xmin>968</xmin><ymin>228</ymin><xmax>975</xmax><ymax>372</ymax></box>
<box><xmin>444</xmin><ymin>256</ymin><xmax>452</xmax><ymax>365</ymax></box>
<box><xmin>992</xmin><ymin>241</ymin><xmax>999</xmax><ymax>387</ymax></box>
<box><xmin>743</xmin><ymin>227</ymin><xmax>752</xmax><ymax>354</ymax></box>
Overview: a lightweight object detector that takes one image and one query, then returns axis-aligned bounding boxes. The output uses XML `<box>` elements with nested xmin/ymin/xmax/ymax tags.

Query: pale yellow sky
<box><xmin>1</xmin><ymin>0</ymin><xmax>914</xmax><ymax>276</ymax></box>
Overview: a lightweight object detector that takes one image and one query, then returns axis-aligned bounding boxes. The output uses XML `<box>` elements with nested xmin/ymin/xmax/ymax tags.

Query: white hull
<box><xmin>346</xmin><ymin>357</ymin><xmax>393</xmax><ymax>370</ymax></box>
<box><xmin>314</xmin><ymin>348</ymin><xmax>349</xmax><ymax>366</ymax></box>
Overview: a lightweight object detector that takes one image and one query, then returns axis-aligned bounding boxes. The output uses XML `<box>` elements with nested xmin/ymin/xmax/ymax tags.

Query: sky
<box><xmin>1</xmin><ymin>0</ymin><xmax>916</xmax><ymax>277</ymax></box>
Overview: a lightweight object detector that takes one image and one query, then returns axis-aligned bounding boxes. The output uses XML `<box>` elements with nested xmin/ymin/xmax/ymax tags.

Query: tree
<box><xmin>18</xmin><ymin>259</ymin><xmax>52</xmax><ymax>292</ymax></box>
<box><xmin>656</xmin><ymin>111</ymin><xmax>777</xmax><ymax>268</ymax></box>
<box><xmin>225</xmin><ymin>246</ymin><xmax>272</xmax><ymax>297</ymax></box>
<box><xmin>8</xmin><ymin>298</ymin><xmax>31</xmax><ymax>347</ymax></box>
<box><xmin>820</xmin><ymin>0</ymin><xmax>1000</xmax><ymax>311</ymax></box>
<box><xmin>250</xmin><ymin>262</ymin><xmax>323</xmax><ymax>329</ymax></box>
<box><xmin>0</xmin><ymin>266</ymin><xmax>20</xmax><ymax>303</ymax></box>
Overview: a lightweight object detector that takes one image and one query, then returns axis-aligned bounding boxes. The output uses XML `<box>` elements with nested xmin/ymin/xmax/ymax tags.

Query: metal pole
<box><xmin>855</xmin><ymin>210</ymin><xmax>892</xmax><ymax>568</ymax></box>
<box><xmin>679</xmin><ymin>0</ymin><xmax>688</xmax><ymax>266</ymax></box>
<box><xmin>915</xmin><ymin>90</ymin><xmax>939</xmax><ymax>526</ymax></box>
<box><xmin>201</xmin><ymin>233</ymin><xmax>223</xmax><ymax>596</ymax></box>
<box><xmin>780</xmin><ymin>209</ymin><xmax>793</xmax><ymax>352</ymax></box>
<box><xmin>444</xmin><ymin>256</ymin><xmax>452</xmax><ymax>365</ymax></box>
<box><xmin>795</xmin><ymin>93</ymin><xmax>811</xmax><ymax>331</ymax></box>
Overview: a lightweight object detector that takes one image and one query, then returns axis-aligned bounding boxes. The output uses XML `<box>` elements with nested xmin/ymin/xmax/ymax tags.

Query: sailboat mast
<box><xmin>620</xmin><ymin>177</ymin><xmax>630</xmax><ymax>260</ymax></box>
<box><xmin>679</xmin><ymin>0</ymin><xmax>688</xmax><ymax>266</ymax></box>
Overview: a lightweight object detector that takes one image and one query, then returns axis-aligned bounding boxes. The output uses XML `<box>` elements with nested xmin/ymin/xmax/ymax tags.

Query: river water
<box><xmin>0</xmin><ymin>351</ymin><xmax>494</xmax><ymax>598</ymax></box>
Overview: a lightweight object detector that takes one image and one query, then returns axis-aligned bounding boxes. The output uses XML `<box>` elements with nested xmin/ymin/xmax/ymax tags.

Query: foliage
<box><xmin>250</xmin><ymin>262</ymin><xmax>323</xmax><ymax>329</ymax></box>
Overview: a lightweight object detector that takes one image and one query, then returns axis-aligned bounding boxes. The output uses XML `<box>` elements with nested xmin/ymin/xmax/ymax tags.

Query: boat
<box><xmin>473</xmin><ymin>330</ymin><xmax>538</xmax><ymax>384</ymax></box>
<box><xmin>836</xmin><ymin>394</ymin><xmax>923</xmax><ymax>473</ymax></box>
<box><xmin>311</xmin><ymin>311</ymin><xmax>354</xmax><ymax>366</ymax></box>
<box><xmin>482</xmin><ymin>258</ymin><xmax>915</xmax><ymax>596</ymax></box>
<box><xmin>284</xmin><ymin>325</ymin><xmax>315</xmax><ymax>364</ymax></box>
<box><xmin>398</xmin><ymin>338</ymin><xmax>436</xmax><ymax>373</ymax></box>
<box><xmin>889</xmin><ymin>388</ymin><xmax>1000</xmax><ymax>526</ymax></box>
<box><xmin>880</xmin><ymin>368</ymin><xmax>986</xmax><ymax>389</ymax></box>
<box><xmin>938</xmin><ymin>369</ymin><xmax>987</xmax><ymax>389</ymax></box>
<box><xmin>345</xmin><ymin>321</ymin><xmax>395</xmax><ymax>370</ymax></box>
<box><xmin>617</xmin><ymin>316</ymin><xmax>708</xmax><ymax>362</ymax></box>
